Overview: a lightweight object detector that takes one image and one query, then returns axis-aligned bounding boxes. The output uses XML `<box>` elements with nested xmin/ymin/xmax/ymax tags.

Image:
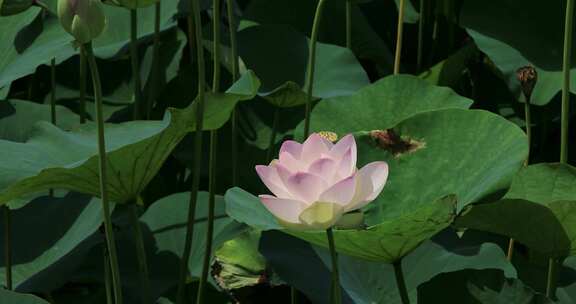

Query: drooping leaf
<box><xmin>0</xmin><ymin>72</ymin><xmax>259</xmax><ymax>205</ymax></box>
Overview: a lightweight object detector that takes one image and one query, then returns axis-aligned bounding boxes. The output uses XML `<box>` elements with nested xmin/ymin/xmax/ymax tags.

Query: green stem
<box><xmin>49</xmin><ymin>57</ymin><xmax>57</xmax><ymax>198</ymax></box>
<box><xmin>130</xmin><ymin>8</ymin><xmax>142</xmax><ymax>120</ymax></box>
<box><xmin>266</xmin><ymin>108</ymin><xmax>280</xmax><ymax>162</ymax></box>
<box><xmin>196</xmin><ymin>130</ymin><xmax>217</xmax><ymax>304</ymax></box>
<box><xmin>304</xmin><ymin>0</ymin><xmax>327</xmax><ymax>138</ymax></box>
<box><xmin>525</xmin><ymin>97</ymin><xmax>532</xmax><ymax>162</ymax></box>
<box><xmin>196</xmin><ymin>0</ymin><xmax>222</xmax><ymax>301</ymax></box>
<box><xmin>84</xmin><ymin>42</ymin><xmax>124</xmax><ymax>304</ymax></box>
<box><xmin>79</xmin><ymin>47</ymin><xmax>87</xmax><ymax>124</ymax></box>
<box><xmin>326</xmin><ymin>228</ymin><xmax>341</xmax><ymax>304</ymax></box>
<box><xmin>291</xmin><ymin>287</ymin><xmax>298</xmax><ymax>304</ymax></box>
<box><xmin>226</xmin><ymin>0</ymin><xmax>239</xmax><ymax>186</ymax></box>
<box><xmin>148</xmin><ymin>1</ymin><xmax>161</xmax><ymax>120</ymax></box>
<box><xmin>561</xmin><ymin>0</ymin><xmax>574</xmax><ymax>164</ymax></box>
<box><xmin>130</xmin><ymin>204</ymin><xmax>151</xmax><ymax>304</ymax></box>
<box><xmin>3</xmin><ymin>206</ymin><xmax>11</xmax><ymax>290</ymax></box>
<box><xmin>394</xmin><ymin>0</ymin><xmax>406</xmax><ymax>74</ymax></box>
<box><xmin>103</xmin><ymin>247</ymin><xmax>113</xmax><ymax>304</ymax></box>
<box><xmin>176</xmin><ymin>0</ymin><xmax>206</xmax><ymax>301</ymax></box>
<box><xmin>345</xmin><ymin>0</ymin><xmax>352</xmax><ymax>49</ymax></box>
<box><xmin>393</xmin><ymin>259</ymin><xmax>410</xmax><ymax>304</ymax></box>
<box><xmin>417</xmin><ymin>0</ymin><xmax>424</xmax><ymax>72</ymax></box>
<box><xmin>50</xmin><ymin>58</ymin><xmax>56</xmax><ymax>125</ymax></box>
<box><xmin>546</xmin><ymin>258</ymin><xmax>559</xmax><ymax>300</ymax></box>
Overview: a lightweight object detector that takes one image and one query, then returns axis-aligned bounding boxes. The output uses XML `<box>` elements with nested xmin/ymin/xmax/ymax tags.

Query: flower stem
<box><xmin>393</xmin><ymin>259</ymin><xmax>410</xmax><ymax>304</ymax></box>
<box><xmin>3</xmin><ymin>206</ymin><xmax>11</xmax><ymax>290</ymax></box>
<box><xmin>84</xmin><ymin>42</ymin><xmax>124</xmax><ymax>304</ymax></box>
<box><xmin>416</xmin><ymin>0</ymin><xmax>425</xmax><ymax>72</ymax></box>
<box><xmin>130</xmin><ymin>204</ymin><xmax>151</xmax><ymax>304</ymax></box>
<box><xmin>196</xmin><ymin>0</ymin><xmax>222</xmax><ymax>301</ymax></box>
<box><xmin>551</xmin><ymin>0</ymin><xmax>574</xmax><ymax>298</ymax></box>
<box><xmin>196</xmin><ymin>130</ymin><xmax>217</xmax><ymax>304</ymax></box>
<box><xmin>226</xmin><ymin>0</ymin><xmax>239</xmax><ymax>186</ymax></box>
<box><xmin>394</xmin><ymin>0</ymin><xmax>406</xmax><ymax>75</ymax></box>
<box><xmin>345</xmin><ymin>0</ymin><xmax>352</xmax><ymax>49</ymax></box>
<box><xmin>266</xmin><ymin>108</ymin><xmax>280</xmax><ymax>162</ymax></box>
<box><xmin>304</xmin><ymin>0</ymin><xmax>327</xmax><ymax>138</ymax></box>
<box><xmin>50</xmin><ymin>58</ymin><xmax>56</xmax><ymax>125</ymax></box>
<box><xmin>326</xmin><ymin>228</ymin><xmax>341</xmax><ymax>304</ymax></box>
<box><xmin>291</xmin><ymin>287</ymin><xmax>298</xmax><ymax>304</ymax></box>
<box><xmin>130</xmin><ymin>8</ymin><xmax>142</xmax><ymax>120</ymax></box>
<box><xmin>49</xmin><ymin>57</ymin><xmax>57</xmax><ymax>198</ymax></box>
<box><xmin>546</xmin><ymin>258</ymin><xmax>559</xmax><ymax>300</ymax></box>
<box><xmin>561</xmin><ymin>0</ymin><xmax>574</xmax><ymax>164</ymax></box>
<box><xmin>103</xmin><ymin>247</ymin><xmax>113</xmax><ymax>304</ymax></box>
<box><xmin>147</xmin><ymin>1</ymin><xmax>161</xmax><ymax>120</ymax></box>
<box><xmin>177</xmin><ymin>0</ymin><xmax>206</xmax><ymax>301</ymax></box>
<box><xmin>79</xmin><ymin>47</ymin><xmax>87</xmax><ymax>124</ymax></box>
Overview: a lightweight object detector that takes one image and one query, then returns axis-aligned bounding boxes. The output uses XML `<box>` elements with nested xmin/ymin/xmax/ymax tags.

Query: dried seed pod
<box><xmin>516</xmin><ymin>66</ymin><xmax>538</xmax><ymax>101</ymax></box>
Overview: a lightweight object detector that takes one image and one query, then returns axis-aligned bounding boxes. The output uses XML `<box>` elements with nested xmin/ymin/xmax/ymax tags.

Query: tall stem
<box><xmin>49</xmin><ymin>58</ymin><xmax>57</xmax><ymax>198</ymax></box>
<box><xmin>50</xmin><ymin>58</ymin><xmax>57</xmax><ymax>125</ymax></box>
<box><xmin>196</xmin><ymin>0</ymin><xmax>221</xmax><ymax>301</ymax></box>
<box><xmin>524</xmin><ymin>99</ymin><xmax>532</xmax><ymax>163</ymax></box>
<box><xmin>416</xmin><ymin>0</ymin><xmax>424</xmax><ymax>72</ymax></box>
<box><xmin>266</xmin><ymin>108</ymin><xmax>280</xmax><ymax>162</ymax></box>
<box><xmin>196</xmin><ymin>130</ymin><xmax>217</xmax><ymax>304</ymax></box>
<box><xmin>304</xmin><ymin>0</ymin><xmax>327</xmax><ymax>138</ymax></box>
<box><xmin>148</xmin><ymin>1</ymin><xmax>161</xmax><ymax>120</ymax></box>
<box><xmin>3</xmin><ymin>206</ymin><xmax>11</xmax><ymax>290</ymax></box>
<box><xmin>551</xmin><ymin>0</ymin><xmax>574</xmax><ymax>298</ymax></box>
<box><xmin>177</xmin><ymin>0</ymin><xmax>207</xmax><ymax>301</ymax></box>
<box><xmin>104</xmin><ymin>247</ymin><xmax>113</xmax><ymax>304</ymax></box>
<box><xmin>326</xmin><ymin>228</ymin><xmax>341</xmax><ymax>304</ymax></box>
<box><xmin>345</xmin><ymin>0</ymin><xmax>352</xmax><ymax>49</ymax></box>
<box><xmin>394</xmin><ymin>0</ymin><xmax>406</xmax><ymax>74</ymax></box>
<box><xmin>84</xmin><ymin>43</ymin><xmax>124</xmax><ymax>304</ymax></box>
<box><xmin>226</xmin><ymin>0</ymin><xmax>239</xmax><ymax>186</ymax></box>
<box><xmin>130</xmin><ymin>204</ymin><xmax>151</xmax><ymax>304</ymax></box>
<box><xmin>546</xmin><ymin>258</ymin><xmax>559</xmax><ymax>300</ymax></box>
<box><xmin>393</xmin><ymin>259</ymin><xmax>410</xmax><ymax>304</ymax></box>
<box><xmin>130</xmin><ymin>8</ymin><xmax>142</xmax><ymax>120</ymax></box>
<box><xmin>561</xmin><ymin>0</ymin><xmax>574</xmax><ymax>164</ymax></box>
<box><xmin>79</xmin><ymin>47</ymin><xmax>87</xmax><ymax>124</ymax></box>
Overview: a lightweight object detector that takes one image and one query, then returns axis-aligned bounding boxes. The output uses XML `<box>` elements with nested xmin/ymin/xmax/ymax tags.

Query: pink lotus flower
<box><xmin>256</xmin><ymin>133</ymin><xmax>389</xmax><ymax>230</ymax></box>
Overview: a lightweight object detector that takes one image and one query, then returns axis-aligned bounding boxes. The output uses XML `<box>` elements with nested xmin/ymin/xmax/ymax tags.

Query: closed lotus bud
<box><xmin>58</xmin><ymin>0</ymin><xmax>106</xmax><ymax>44</ymax></box>
<box><xmin>255</xmin><ymin>133</ymin><xmax>389</xmax><ymax>230</ymax></box>
<box><xmin>0</xmin><ymin>0</ymin><xmax>34</xmax><ymax>16</ymax></box>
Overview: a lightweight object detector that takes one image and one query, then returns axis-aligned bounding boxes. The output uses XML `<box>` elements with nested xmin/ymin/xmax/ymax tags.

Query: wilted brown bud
<box><xmin>516</xmin><ymin>66</ymin><xmax>537</xmax><ymax>101</ymax></box>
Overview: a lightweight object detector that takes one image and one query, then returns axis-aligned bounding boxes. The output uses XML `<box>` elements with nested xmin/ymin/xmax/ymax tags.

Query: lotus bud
<box><xmin>58</xmin><ymin>0</ymin><xmax>106</xmax><ymax>44</ymax></box>
<box><xmin>256</xmin><ymin>133</ymin><xmax>389</xmax><ymax>230</ymax></box>
<box><xmin>0</xmin><ymin>0</ymin><xmax>34</xmax><ymax>16</ymax></box>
